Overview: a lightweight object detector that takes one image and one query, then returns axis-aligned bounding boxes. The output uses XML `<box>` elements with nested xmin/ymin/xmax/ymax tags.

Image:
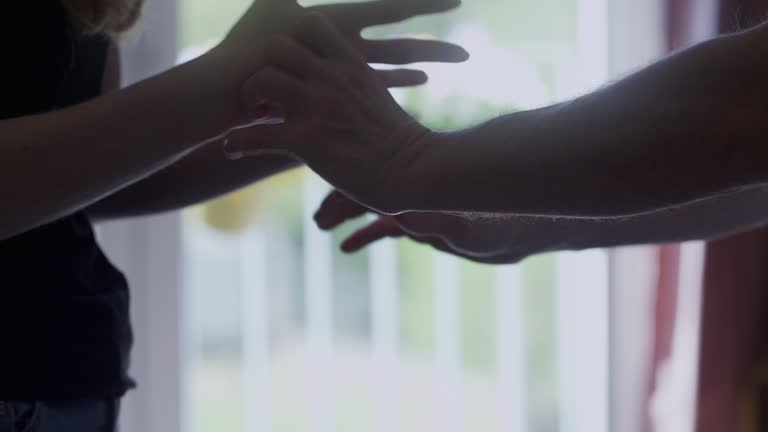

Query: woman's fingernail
<box><xmin>225</xmin><ymin>151</ymin><xmax>244</xmax><ymax>160</ymax></box>
<box><xmin>251</xmin><ymin>116</ymin><xmax>286</xmax><ymax>126</ymax></box>
<box><xmin>222</xmin><ymin>140</ymin><xmax>244</xmax><ymax>160</ymax></box>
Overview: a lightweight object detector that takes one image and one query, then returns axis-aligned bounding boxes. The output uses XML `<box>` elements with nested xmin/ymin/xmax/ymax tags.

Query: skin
<box><xmin>87</xmin><ymin>0</ymin><xmax>469</xmax><ymax>221</ymax></box>
<box><xmin>228</xmin><ymin>18</ymin><xmax>768</xmax><ymax>218</ymax></box>
<box><xmin>1</xmin><ymin>0</ymin><xmax>468</xmax><ymax>239</ymax></box>
<box><xmin>314</xmin><ymin>186</ymin><xmax>768</xmax><ymax>264</ymax></box>
<box><xmin>220</xmin><ymin>14</ymin><xmax>768</xmax><ymax>262</ymax></box>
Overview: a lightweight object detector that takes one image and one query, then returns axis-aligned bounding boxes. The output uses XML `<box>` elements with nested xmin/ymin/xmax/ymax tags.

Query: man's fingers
<box><xmin>341</xmin><ymin>217</ymin><xmax>404</xmax><ymax>253</ymax></box>
<box><xmin>360</xmin><ymin>38</ymin><xmax>469</xmax><ymax>65</ymax></box>
<box><xmin>315</xmin><ymin>191</ymin><xmax>370</xmax><ymax>230</ymax></box>
<box><xmin>412</xmin><ymin>233</ymin><xmax>459</xmax><ymax>255</ymax></box>
<box><xmin>314</xmin><ymin>0</ymin><xmax>461</xmax><ymax>31</ymax></box>
<box><xmin>376</xmin><ymin>69</ymin><xmax>428</xmax><ymax>87</ymax></box>
<box><xmin>262</xmin><ymin>35</ymin><xmax>328</xmax><ymax>79</ymax></box>
<box><xmin>294</xmin><ymin>12</ymin><xmax>362</xmax><ymax>61</ymax></box>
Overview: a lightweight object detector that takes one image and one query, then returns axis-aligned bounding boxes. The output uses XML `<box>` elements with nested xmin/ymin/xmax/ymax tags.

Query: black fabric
<box><xmin>0</xmin><ymin>2</ymin><xmax>134</xmax><ymax>399</ymax></box>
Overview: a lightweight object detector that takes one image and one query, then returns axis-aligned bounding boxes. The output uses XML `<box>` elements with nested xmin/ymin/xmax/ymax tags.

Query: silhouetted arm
<box><xmin>244</xmin><ymin>20</ymin><xmax>768</xmax><ymax>218</ymax></box>
<box><xmin>88</xmin><ymin>0</ymin><xmax>468</xmax><ymax>220</ymax></box>
<box><xmin>407</xmin><ymin>26</ymin><xmax>768</xmax><ymax>216</ymax></box>
<box><xmin>315</xmin><ymin>185</ymin><xmax>768</xmax><ymax>263</ymax></box>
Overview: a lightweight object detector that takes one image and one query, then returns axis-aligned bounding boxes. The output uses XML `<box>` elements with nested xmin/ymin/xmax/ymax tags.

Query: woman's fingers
<box><xmin>360</xmin><ymin>39</ymin><xmax>469</xmax><ymax>65</ymax></box>
<box><xmin>315</xmin><ymin>191</ymin><xmax>370</xmax><ymax>230</ymax></box>
<box><xmin>313</xmin><ymin>0</ymin><xmax>461</xmax><ymax>32</ymax></box>
<box><xmin>341</xmin><ymin>217</ymin><xmax>404</xmax><ymax>253</ymax></box>
<box><xmin>376</xmin><ymin>69</ymin><xmax>428</xmax><ymax>87</ymax></box>
<box><xmin>222</xmin><ymin>115</ymin><xmax>308</xmax><ymax>160</ymax></box>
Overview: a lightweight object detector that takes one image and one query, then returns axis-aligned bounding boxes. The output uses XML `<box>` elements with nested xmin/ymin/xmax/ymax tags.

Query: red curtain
<box><xmin>697</xmin><ymin>1</ymin><xmax>768</xmax><ymax>431</ymax></box>
<box><xmin>642</xmin><ymin>2</ymin><xmax>712</xmax><ymax>430</ymax></box>
<box><xmin>697</xmin><ymin>228</ymin><xmax>768</xmax><ymax>431</ymax></box>
<box><xmin>647</xmin><ymin>1</ymin><xmax>768</xmax><ymax>431</ymax></box>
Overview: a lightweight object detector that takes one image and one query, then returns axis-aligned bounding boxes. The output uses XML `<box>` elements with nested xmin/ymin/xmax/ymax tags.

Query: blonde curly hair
<box><xmin>61</xmin><ymin>0</ymin><xmax>145</xmax><ymax>34</ymax></box>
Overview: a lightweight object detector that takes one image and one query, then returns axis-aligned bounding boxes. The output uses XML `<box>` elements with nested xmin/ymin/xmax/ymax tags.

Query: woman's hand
<box><xmin>313</xmin><ymin>191</ymin><xmax>570</xmax><ymax>264</ymax></box>
<box><xmin>227</xmin><ymin>12</ymin><xmax>440</xmax><ymax>213</ymax></box>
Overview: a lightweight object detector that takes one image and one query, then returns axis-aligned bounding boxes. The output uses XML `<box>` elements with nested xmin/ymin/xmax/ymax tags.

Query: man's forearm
<box><xmin>561</xmin><ymin>186</ymin><xmax>768</xmax><ymax>250</ymax></box>
<box><xmin>410</xmin><ymin>25</ymin><xmax>768</xmax><ymax>217</ymax></box>
<box><xmin>87</xmin><ymin>141</ymin><xmax>300</xmax><ymax>220</ymax></box>
<box><xmin>464</xmin><ymin>186</ymin><xmax>768</xmax><ymax>264</ymax></box>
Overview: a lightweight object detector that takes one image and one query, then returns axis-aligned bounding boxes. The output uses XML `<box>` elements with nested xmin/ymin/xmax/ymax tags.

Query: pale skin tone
<box><xmin>225</xmin><ymin>16</ymin><xmax>768</xmax><ymax>262</ymax></box>
<box><xmin>1</xmin><ymin>0</ymin><xmax>468</xmax><ymax>239</ymax></box>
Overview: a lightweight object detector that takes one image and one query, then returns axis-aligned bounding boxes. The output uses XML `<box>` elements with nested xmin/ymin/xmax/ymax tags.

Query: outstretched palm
<box><xmin>314</xmin><ymin>191</ymin><xmax>567</xmax><ymax>264</ymax></box>
<box><xmin>222</xmin><ymin>0</ymin><xmax>467</xmax><ymax>128</ymax></box>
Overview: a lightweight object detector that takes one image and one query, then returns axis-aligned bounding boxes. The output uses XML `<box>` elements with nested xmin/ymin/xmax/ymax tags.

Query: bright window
<box><xmin>177</xmin><ymin>1</ymin><xmax>610</xmax><ymax>432</ymax></box>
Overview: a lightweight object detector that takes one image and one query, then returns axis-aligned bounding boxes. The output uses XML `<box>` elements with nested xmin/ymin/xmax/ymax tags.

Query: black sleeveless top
<box><xmin>0</xmin><ymin>3</ymin><xmax>134</xmax><ymax>399</ymax></box>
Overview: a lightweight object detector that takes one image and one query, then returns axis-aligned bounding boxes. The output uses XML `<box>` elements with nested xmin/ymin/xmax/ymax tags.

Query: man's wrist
<box><xmin>395</xmin><ymin>129</ymin><xmax>462</xmax><ymax>212</ymax></box>
<box><xmin>383</xmin><ymin>125</ymin><xmax>448</xmax><ymax>213</ymax></box>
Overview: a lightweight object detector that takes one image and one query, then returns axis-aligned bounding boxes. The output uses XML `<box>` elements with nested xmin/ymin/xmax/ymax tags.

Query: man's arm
<box><xmin>316</xmin><ymin>186</ymin><xmax>768</xmax><ymax>264</ymax></box>
<box><xmin>240</xmin><ymin>20</ymin><xmax>768</xmax><ymax>218</ymax></box>
<box><xmin>407</xmin><ymin>25</ymin><xmax>768</xmax><ymax>217</ymax></box>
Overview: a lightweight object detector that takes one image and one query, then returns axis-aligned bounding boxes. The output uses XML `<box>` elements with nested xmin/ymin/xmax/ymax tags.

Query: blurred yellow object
<box><xmin>198</xmin><ymin>168</ymin><xmax>304</xmax><ymax>233</ymax></box>
<box><xmin>202</xmin><ymin>188</ymin><xmax>258</xmax><ymax>233</ymax></box>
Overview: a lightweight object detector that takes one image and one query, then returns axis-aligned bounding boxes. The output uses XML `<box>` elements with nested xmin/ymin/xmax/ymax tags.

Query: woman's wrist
<box><xmin>180</xmin><ymin>52</ymin><xmax>246</xmax><ymax>137</ymax></box>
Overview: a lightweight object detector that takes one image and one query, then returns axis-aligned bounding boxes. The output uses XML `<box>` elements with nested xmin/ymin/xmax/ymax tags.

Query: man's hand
<box><xmin>221</xmin><ymin>0</ymin><xmax>468</xmax><ymax>211</ymax></box>
<box><xmin>221</xmin><ymin>0</ymin><xmax>467</xmax><ymax>120</ymax></box>
<box><xmin>223</xmin><ymin>0</ymin><xmax>468</xmax><ymax>153</ymax></box>
<box><xmin>313</xmin><ymin>191</ymin><xmax>570</xmax><ymax>264</ymax></box>
<box><xmin>310</xmin><ymin>0</ymin><xmax>468</xmax><ymax>86</ymax></box>
<box><xmin>228</xmin><ymin>12</ymin><xmax>441</xmax><ymax>213</ymax></box>
<box><xmin>315</xmin><ymin>186</ymin><xmax>768</xmax><ymax>264</ymax></box>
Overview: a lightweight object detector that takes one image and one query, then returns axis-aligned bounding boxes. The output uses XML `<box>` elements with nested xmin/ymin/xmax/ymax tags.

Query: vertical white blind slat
<box><xmin>241</xmin><ymin>228</ymin><xmax>271</xmax><ymax>432</ymax></box>
<box><xmin>495</xmin><ymin>265</ymin><xmax>528</xmax><ymax>432</ymax></box>
<box><xmin>303</xmin><ymin>172</ymin><xmax>334</xmax><ymax>432</ymax></box>
<box><xmin>370</xmin><ymin>238</ymin><xmax>400</xmax><ymax>432</ymax></box>
<box><xmin>434</xmin><ymin>253</ymin><xmax>463</xmax><ymax>432</ymax></box>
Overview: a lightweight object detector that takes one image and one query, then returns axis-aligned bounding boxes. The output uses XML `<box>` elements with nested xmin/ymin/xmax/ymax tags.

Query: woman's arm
<box><xmin>85</xmin><ymin>43</ymin><xmax>299</xmax><ymax>220</ymax></box>
<box><xmin>87</xmin><ymin>0</ymin><xmax>468</xmax><ymax>220</ymax></box>
<box><xmin>233</xmin><ymin>19</ymin><xmax>768</xmax><ymax>217</ymax></box>
<box><xmin>87</xmin><ymin>142</ymin><xmax>300</xmax><ymax>220</ymax></box>
<box><xmin>0</xmin><ymin>53</ymin><xmax>229</xmax><ymax>240</ymax></box>
<box><xmin>0</xmin><ymin>1</ymin><xmax>335</xmax><ymax>240</ymax></box>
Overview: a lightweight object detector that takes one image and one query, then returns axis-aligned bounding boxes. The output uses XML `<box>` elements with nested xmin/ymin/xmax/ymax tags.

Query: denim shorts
<box><xmin>0</xmin><ymin>399</ymin><xmax>119</xmax><ymax>432</ymax></box>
